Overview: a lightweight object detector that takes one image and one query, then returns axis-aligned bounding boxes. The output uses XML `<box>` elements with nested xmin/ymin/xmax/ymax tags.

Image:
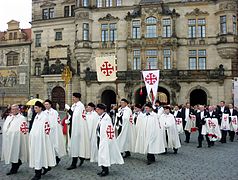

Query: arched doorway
<box><xmin>101</xmin><ymin>90</ymin><xmax>116</xmax><ymax>112</ymax></box>
<box><xmin>51</xmin><ymin>86</ymin><xmax>65</xmax><ymax>111</ymax></box>
<box><xmin>190</xmin><ymin>89</ymin><xmax>207</xmax><ymax>106</ymax></box>
<box><xmin>134</xmin><ymin>86</ymin><xmax>170</xmax><ymax>105</ymax></box>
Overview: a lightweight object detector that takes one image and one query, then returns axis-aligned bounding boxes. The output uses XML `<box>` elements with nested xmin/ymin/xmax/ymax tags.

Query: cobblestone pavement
<box><xmin>0</xmin><ymin>132</ymin><xmax>238</xmax><ymax>180</ymax></box>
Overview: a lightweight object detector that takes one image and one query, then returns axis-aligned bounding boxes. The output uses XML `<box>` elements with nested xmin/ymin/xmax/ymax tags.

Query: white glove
<box><xmin>65</xmin><ymin>104</ymin><xmax>70</xmax><ymax>111</ymax></box>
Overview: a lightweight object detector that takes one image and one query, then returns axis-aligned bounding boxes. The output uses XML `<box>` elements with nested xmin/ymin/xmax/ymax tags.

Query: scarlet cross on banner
<box><xmin>96</xmin><ymin>55</ymin><xmax>117</xmax><ymax>82</ymax></box>
<box><xmin>142</xmin><ymin>70</ymin><xmax>160</xmax><ymax>104</ymax></box>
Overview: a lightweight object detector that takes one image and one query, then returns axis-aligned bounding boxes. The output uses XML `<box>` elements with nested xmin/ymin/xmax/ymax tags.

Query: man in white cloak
<box><xmin>135</xmin><ymin>103</ymin><xmax>165</xmax><ymax>165</ymax></box>
<box><xmin>91</xmin><ymin>103</ymin><xmax>124</xmax><ymax>177</ymax></box>
<box><xmin>159</xmin><ymin>106</ymin><xmax>181</xmax><ymax>154</ymax></box>
<box><xmin>65</xmin><ymin>92</ymin><xmax>90</xmax><ymax>170</ymax></box>
<box><xmin>115</xmin><ymin>98</ymin><xmax>135</xmax><ymax>157</ymax></box>
<box><xmin>1</xmin><ymin>104</ymin><xmax>28</xmax><ymax>175</ymax></box>
<box><xmin>154</xmin><ymin>100</ymin><xmax>164</xmax><ymax>119</ymax></box>
<box><xmin>86</xmin><ymin>102</ymin><xmax>99</xmax><ymax>162</ymax></box>
<box><xmin>44</xmin><ymin>99</ymin><xmax>66</xmax><ymax>165</ymax></box>
<box><xmin>29</xmin><ymin>101</ymin><xmax>56</xmax><ymax>180</ymax></box>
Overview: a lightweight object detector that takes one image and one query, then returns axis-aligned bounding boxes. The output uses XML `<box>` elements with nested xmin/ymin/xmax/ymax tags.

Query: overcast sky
<box><xmin>0</xmin><ymin>0</ymin><xmax>32</xmax><ymax>31</ymax></box>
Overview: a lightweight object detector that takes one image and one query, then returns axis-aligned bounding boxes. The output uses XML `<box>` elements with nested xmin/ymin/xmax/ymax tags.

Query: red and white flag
<box><xmin>96</xmin><ymin>55</ymin><xmax>117</xmax><ymax>82</ymax></box>
<box><xmin>142</xmin><ymin>70</ymin><xmax>160</xmax><ymax>104</ymax></box>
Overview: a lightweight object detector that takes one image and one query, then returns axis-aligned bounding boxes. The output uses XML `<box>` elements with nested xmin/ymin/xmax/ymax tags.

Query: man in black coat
<box><xmin>196</xmin><ymin>105</ymin><xmax>210</xmax><ymax>148</ymax></box>
<box><xmin>181</xmin><ymin>103</ymin><xmax>195</xmax><ymax>143</ymax></box>
<box><xmin>227</xmin><ymin>104</ymin><xmax>238</xmax><ymax>142</ymax></box>
<box><xmin>217</xmin><ymin>101</ymin><xmax>229</xmax><ymax>143</ymax></box>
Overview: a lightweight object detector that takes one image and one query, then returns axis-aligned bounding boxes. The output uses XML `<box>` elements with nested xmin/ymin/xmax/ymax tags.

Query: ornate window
<box><xmin>233</xmin><ymin>15</ymin><xmax>237</xmax><ymax>35</ymax></box>
<box><xmin>9</xmin><ymin>33</ymin><xmax>13</xmax><ymax>40</ymax></box>
<box><xmin>146</xmin><ymin>17</ymin><xmax>157</xmax><ymax>38</ymax></box>
<box><xmin>83</xmin><ymin>23</ymin><xmax>89</xmax><ymax>41</ymax></box>
<box><xmin>105</xmin><ymin>0</ymin><xmax>112</xmax><ymax>7</ymax></box>
<box><xmin>101</xmin><ymin>23</ymin><xmax>117</xmax><ymax>42</ymax></box>
<box><xmin>97</xmin><ymin>0</ymin><xmax>103</xmax><ymax>7</ymax></box>
<box><xmin>35</xmin><ymin>63</ymin><xmax>41</xmax><ymax>76</ymax></box>
<box><xmin>6</xmin><ymin>52</ymin><xmax>19</xmax><ymax>66</ymax></box>
<box><xmin>163</xmin><ymin>49</ymin><xmax>171</xmax><ymax>69</ymax></box>
<box><xmin>133</xmin><ymin>50</ymin><xmax>141</xmax><ymax>70</ymax></box>
<box><xmin>64</xmin><ymin>6</ymin><xmax>70</xmax><ymax>17</ymax></box>
<box><xmin>189</xmin><ymin>50</ymin><xmax>206</xmax><ymax>70</ymax></box>
<box><xmin>132</xmin><ymin>20</ymin><xmax>140</xmax><ymax>39</ymax></box>
<box><xmin>197</xmin><ymin>19</ymin><xmax>206</xmax><ymax>38</ymax></box>
<box><xmin>163</xmin><ymin>19</ymin><xmax>171</xmax><ymax>38</ymax></box>
<box><xmin>35</xmin><ymin>34</ymin><xmax>41</xmax><ymax>47</ymax></box>
<box><xmin>220</xmin><ymin>15</ymin><xmax>227</xmax><ymax>34</ymax></box>
<box><xmin>101</xmin><ymin>24</ymin><xmax>109</xmax><ymax>42</ymax></box>
<box><xmin>188</xmin><ymin>19</ymin><xmax>196</xmax><ymax>38</ymax></box>
<box><xmin>146</xmin><ymin>50</ymin><xmax>157</xmax><ymax>69</ymax></box>
<box><xmin>42</xmin><ymin>8</ymin><xmax>54</xmax><ymax>19</ymax></box>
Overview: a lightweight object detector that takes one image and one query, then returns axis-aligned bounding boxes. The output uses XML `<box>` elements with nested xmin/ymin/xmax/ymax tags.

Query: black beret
<box><xmin>121</xmin><ymin>98</ymin><xmax>129</xmax><ymax>104</ymax></box>
<box><xmin>73</xmin><ymin>92</ymin><xmax>81</xmax><ymax>99</ymax></box>
<box><xmin>88</xmin><ymin>102</ymin><xmax>95</xmax><ymax>108</ymax></box>
<box><xmin>35</xmin><ymin>101</ymin><xmax>45</xmax><ymax>109</ymax></box>
<box><xmin>144</xmin><ymin>102</ymin><xmax>152</xmax><ymax>109</ymax></box>
<box><xmin>96</xmin><ymin>103</ymin><xmax>107</xmax><ymax>110</ymax></box>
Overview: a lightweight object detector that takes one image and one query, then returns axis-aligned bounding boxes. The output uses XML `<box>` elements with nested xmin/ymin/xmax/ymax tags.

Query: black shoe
<box><xmin>197</xmin><ymin>145</ymin><xmax>202</xmax><ymax>148</ymax></box>
<box><xmin>6</xmin><ymin>170</ymin><xmax>17</xmax><ymax>175</ymax></box>
<box><xmin>208</xmin><ymin>145</ymin><xmax>211</xmax><ymax>148</ymax></box>
<box><xmin>184</xmin><ymin>140</ymin><xmax>189</xmax><ymax>143</ymax></box>
<box><xmin>67</xmin><ymin>165</ymin><xmax>77</xmax><ymax>170</ymax></box>
<box><xmin>78</xmin><ymin>158</ymin><xmax>84</xmax><ymax>167</ymax></box>
<box><xmin>123</xmin><ymin>152</ymin><xmax>131</xmax><ymax>158</ymax></box>
<box><xmin>97</xmin><ymin>171</ymin><xmax>102</xmax><ymax>176</ymax></box>
<box><xmin>99</xmin><ymin>171</ymin><xmax>109</xmax><ymax>177</ymax></box>
<box><xmin>56</xmin><ymin>157</ymin><xmax>61</xmax><ymax>165</ymax></box>
<box><xmin>147</xmin><ymin>161</ymin><xmax>152</xmax><ymax>165</ymax></box>
<box><xmin>173</xmin><ymin>150</ymin><xmax>178</xmax><ymax>154</ymax></box>
<box><xmin>42</xmin><ymin>167</ymin><xmax>51</xmax><ymax>175</ymax></box>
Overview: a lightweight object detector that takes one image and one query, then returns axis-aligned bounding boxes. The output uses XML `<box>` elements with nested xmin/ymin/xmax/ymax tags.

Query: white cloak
<box><xmin>230</xmin><ymin>116</ymin><xmax>238</xmax><ymax>132</ymax></box>
<box><xmin>91</xmin><ymin>113</ymin><xmax>124</xmax><ymax>167</ymax></box>
<box><xmin>201</xmin><ymin>118</ymin><xmax>221</xmax><ymax>141</ymax></box>
<box><xmin>1</xmin><ymin>114</ymin><xmax>29</xmax><ymax>164</ymax></box>
<box><xmin>115</xmin><ymin>106</ymin><xmax>136</xmax><ymax>152</ymax></box>
<box><xmin>184</xmin><ymin>115</ymin><xmax>197</xmax><ymax>133</ymax></box>
<box><xmin>29</xmin><ymin>112</ymin><xmax>56</xmax><ymax>169</ymax></box>
<box><xmin>159</xmin><ymin>113</ymin><xmax>181</xmax><ymax>149</ymax></box>
<box><xmin>220</xmin><ymin>114</ymin><xmax>230</xmax><ymax>130</ymax></box>
<box><xmin>45</xmin><ymin>108</ymin><xmax>66</xmax><ymax>158</ymax></box>
<box><xmin>175</xmin><ymin>118</ymin><xmax>184</xmax><ymax>134</ymax></box>
<box><xmin>135</xmin><ymin>112</ymin><xmax>165</xmax><ymax>154</ymax></box>
<box><xmin>86</xmin><ymin>111</ymin><xmax>99</xmax><ymax>162</ymax></box>
<box><xmin>69</xmin><ymin>101</ymin><xmax>90</xmax><ymax>158</ymax></box>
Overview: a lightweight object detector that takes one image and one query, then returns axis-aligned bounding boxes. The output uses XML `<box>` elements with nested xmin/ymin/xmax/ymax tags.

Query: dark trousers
<box><xmin>165</xmin><ymin>130</ymin><xmax>178</xmax><ymax>153</ymax></box>
<box><xmin>220</xmin><ymin>130</ymin><xmax>227</xmax><ymax>143</ymax></box>
<box><xmin>147</xmin><ymin>153</ymin><xmax>155</xmax><ymax>162</ymax></box>
<box><xmin>184</xmin><ymin>130</ymin><xmax>190</xmax><ymax>142</ymax></box>
<box><xmin>198</xmin><ymin>128</ymin><xmax>211</xmax><ymax>147</ymax></box>
<box><xmin>229</xmin><ymin>131</ymin><xmax>235</xmax><ymax>142</ymax></box>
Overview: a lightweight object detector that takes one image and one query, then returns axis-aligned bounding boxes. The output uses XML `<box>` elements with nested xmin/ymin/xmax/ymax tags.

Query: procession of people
<box><xmin>1</xmin><ymin>94</ymin><xmax>238</xmax><ymax>179</ymax></box>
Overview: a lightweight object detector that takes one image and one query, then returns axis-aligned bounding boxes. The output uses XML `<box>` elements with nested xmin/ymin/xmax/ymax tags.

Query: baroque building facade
<box><xmin>31</xmin><ymin>0</ymin><xmax>238</xmax><ymax>109</ymax></box>
<box><xmin>0</xmin><ymin>20</ymin><xmax>31</xmax><ymax>106</ymax></box>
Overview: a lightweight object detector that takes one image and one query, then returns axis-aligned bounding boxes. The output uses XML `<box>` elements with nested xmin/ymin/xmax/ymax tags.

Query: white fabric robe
<box><xmin>69</xmin><ymin>101</ymin><xmax>90</xmax><ymax>158</ymax></box>
<box><xmin>91</xmin><ymin>113</ymin><xmax>124</xmax><ymax>167</ymax></box>
<box><xmin>29</xmin><ymin>112</ymin><xmax>56</xmax><ymax>170</ymax></box>
<box><xmin>230</xmin><ymin>116</ymin><xmax>238</xmax><ymax>132</ymax></box>
<box><xmin>201</xmin><ymin>118</ymin><xmax>221</xmax><ymax>141</ymax></box>
<box><xmin>220</xmin><ymin>114</ymin><xmax>230</xmax><ymax>130</ymax></box>
<box><xmin>86</xmin><ymin>111</ymin><xmax>99</xmax><ymax>162</ymax></box>
<box><xmin>175</xmin><ymin>118</ymin><xmax>184</xmax><ymax>134</ymax></box>
<box><xmin>135</xmin><ymin>112</ymin><xmax>165</xmax><ymax>154</ymax></box>
<box><xmin>159</xmin><ymin>113</ymin><xmax>181</xmax><ymax>149</ymax></box>
<box><xmin>45</xmin><ymin>108</ymin><xmax>66</xmax><ymax>158</ymax></box>
<box><xmin>115</xmin><ymin>106</ymin><xmax>136</xmax><ymax>152</ymax></box>
<box><xmin>1</xmin><ymin>114</ymin><xmax>29</xmax><ymax>164</ymax></box>
<box><xmin>184</xmin><ymin>115</ymin><xmax>197</xmax><ymax>133</ymax></box>
<box><xmin>157</xmin><ymin>107</ymin><xmax>164</xmax><ymax>119</ymax></box>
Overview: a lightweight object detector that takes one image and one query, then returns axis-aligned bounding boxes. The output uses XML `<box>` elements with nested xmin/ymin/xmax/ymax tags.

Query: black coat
<box><xmin>173</xmin><ymin>111</ymin><xmax>182</xmax><ymax>118</ymax></box>
<box><xmin>196</xmin><ymin>110</ymin><xmax>209</xmax><ymax>128</ymax></box>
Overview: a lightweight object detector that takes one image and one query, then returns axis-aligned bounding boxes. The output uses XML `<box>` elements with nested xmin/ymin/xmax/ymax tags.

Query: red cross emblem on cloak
<box><xmin>145</xmin><ymin>73</ymin><xmax>157</xmax><ymax>85</ymax></box>
<box><xmin>20</xmin><ymin>122</ymin><xmax>28</xmax><ymax>134</ymax></box>
<box><xmin>100</xmin><ymin>61</ymin><xmax>114</xmax><ymax>76</ymax></box>
<box><xmin>176</xmin><ymin>118</ymin><xmax>182</xmax><ymax>125</ymax></box>
<box><xmin>129</xmin><ymin>115</ymin><xmax>133</xmax><ymax>124</ymax></box>
<box><xmin>232</xmin><ymin>117</ymin><xmax>237</xmax><ymax>125</ymax></box>
<box><xmin>82</xmin><ymin>110</ymin><xmax>86</xmax><ymax>120</ymax></box>
<box><xmin>191</xmin><ymin>115</ymin><xmax>196</xmax><ymax>121</ymax></box>
<box><xmin>106</xmin><ymin>125</ymin><xmax>114</xmax><ymax>140</ymax></box>
<box><xmin>57</xmin><ymin>116</ymin><xmax>61</xmax><ymax>124</ymax></box>
<box><xmin>208</xmin><ymin>120</ymin><xmax>216</xmax><ymax>128</ymax></box>
<box><xmin>45</xmin><ymin>122</ymin><xmax>50</xmax><ymax>135</ymax></box>
<box><xmin>223</xmin><ymin>116</ymin><xmax>227</xmax><ymax>121</ymax></box>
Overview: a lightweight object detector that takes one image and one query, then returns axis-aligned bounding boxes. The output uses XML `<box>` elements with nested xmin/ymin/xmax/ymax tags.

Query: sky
<box><xmin>0</xmin><ymin>0</ymin><xmax>32</xmax><ymax>31</ymax></box>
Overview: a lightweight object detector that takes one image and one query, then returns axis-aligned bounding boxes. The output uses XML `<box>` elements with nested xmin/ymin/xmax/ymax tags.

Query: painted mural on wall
<box><xmin>0</xmin><ymin>70</ymin><xmax>17</xmax><ymax>87</ymax></box>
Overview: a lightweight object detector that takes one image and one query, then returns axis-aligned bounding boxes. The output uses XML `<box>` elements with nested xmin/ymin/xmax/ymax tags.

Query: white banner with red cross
<box><xmin>142</xmin><ymin>70</ymin><xmax>160</xmax><ymax>104</ymax></box>
<box><xmin>96</xmin><ymin>55</ymin><xmax>117</xmax><ymax>82</ymax></box>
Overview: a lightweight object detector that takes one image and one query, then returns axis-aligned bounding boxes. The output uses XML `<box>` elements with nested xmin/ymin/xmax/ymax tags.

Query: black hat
<box><xmin>35</xmin><ymin>101</ymin><xmax>45</xmax><ymax>109</ymax></box>
<box><xmin>73</xmin><ymin>92</ymin><xmax>81</xmax><ymax>99</ymax></box>
<box><xmin>88</xmin><ymin>102</ymin><xmax>95</xmax><ymax>108</ymax></box>
<box><xmin>96</xmin><ymin>103</ymin><xmax>107</xmax><ymax>110</ymax></box>
<box><xmin>121</xmin><ymin>98</ymin><xmax>129</xmax><ymax>104</ymax></box>
<box><xmin>144</xmin><ymin>102</ymin><xmax>152</xmax><ymax>109</ymax></box>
